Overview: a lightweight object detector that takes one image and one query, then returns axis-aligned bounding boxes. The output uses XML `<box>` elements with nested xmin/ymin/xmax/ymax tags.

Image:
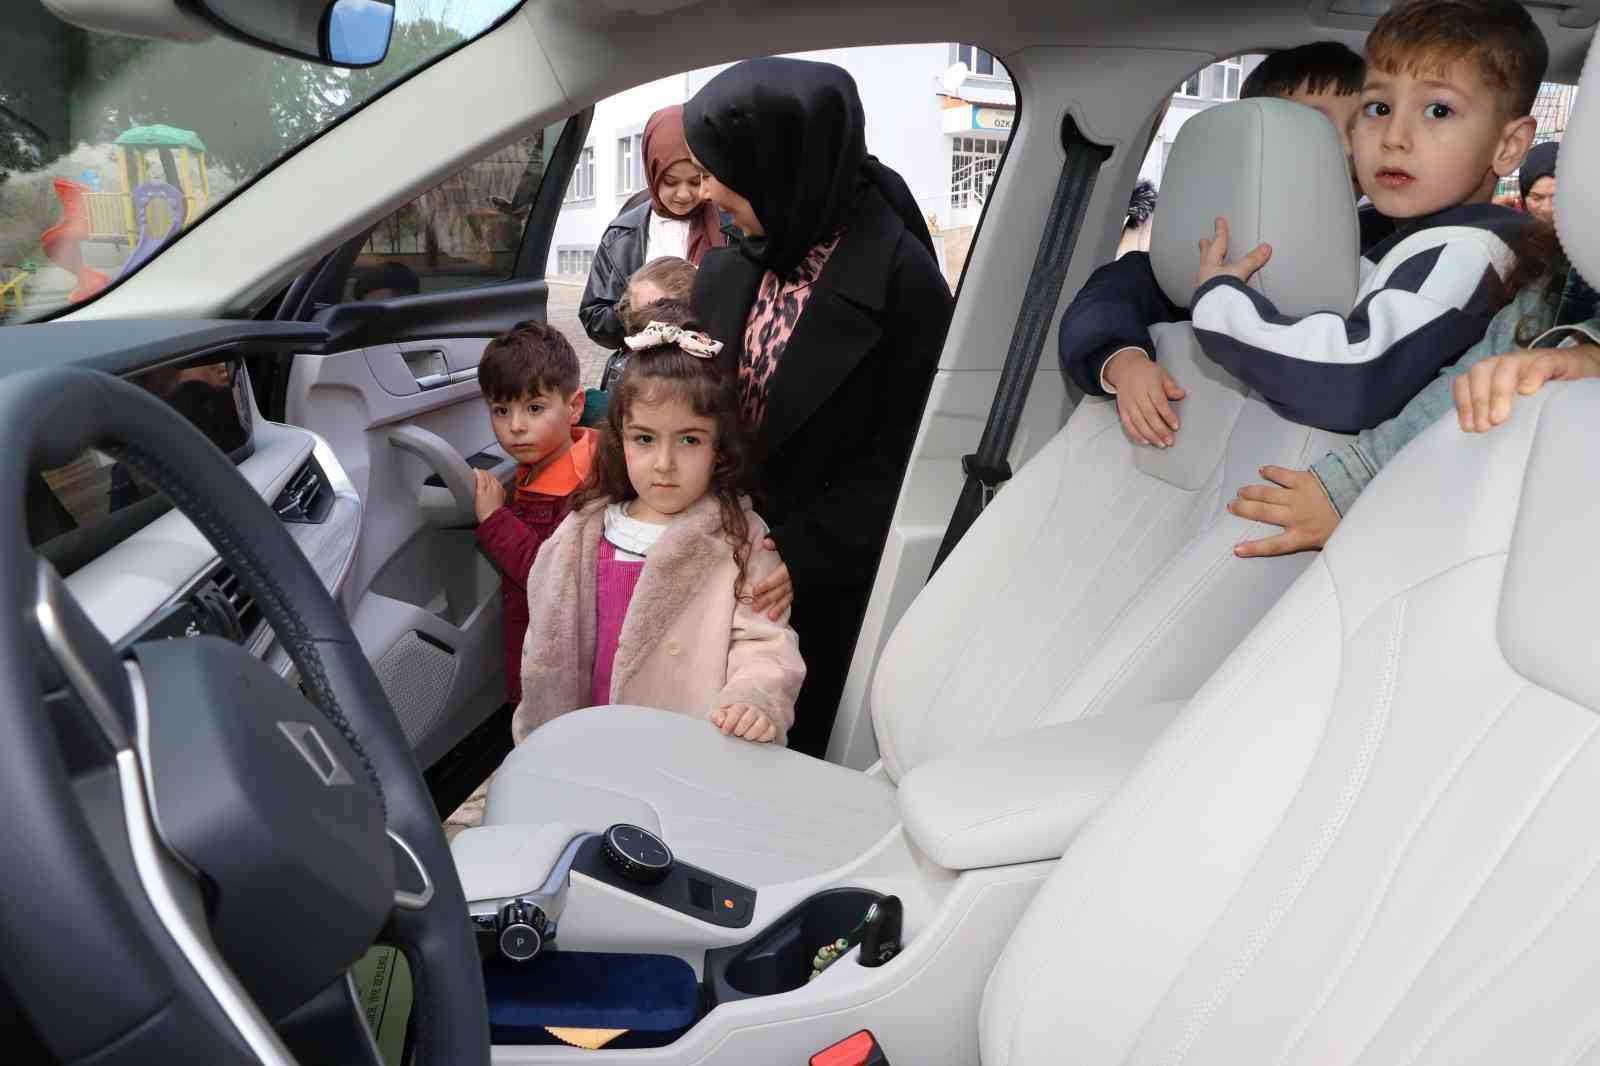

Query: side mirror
<box><xmin>194</xmin><ymin>0</ymin><xmax>396</xmax><ymax>67</ymax></box>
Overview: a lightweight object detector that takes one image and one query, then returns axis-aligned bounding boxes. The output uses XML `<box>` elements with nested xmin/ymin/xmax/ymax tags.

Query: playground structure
<box><xmin>35</xmin><ymin>126</ymin><xmax>209</xmax><ymax>309</ymax></box>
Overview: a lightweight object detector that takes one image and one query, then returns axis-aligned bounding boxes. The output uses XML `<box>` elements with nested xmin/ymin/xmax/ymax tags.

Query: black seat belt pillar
<box><xmin>930</xmin><ymin>116</ymin><xmax>1112</xmax><ymax>576</ymax></box>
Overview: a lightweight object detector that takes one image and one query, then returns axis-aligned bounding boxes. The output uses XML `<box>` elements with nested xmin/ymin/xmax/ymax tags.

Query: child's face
<box><xmin>488</xmin><ymin>388</ymin><xmax>583</xmax><ymax>469</ymax></box>
<box><xmin>621</xmin><ymin>392</ymin><xmax>719</xmax><ymax>523</ymax></box>
<box><xmin>1281</xmin><ymin>81</ymin><xmax>1362</xmax><ymax>164</ymax></box>
<box><xmin>1352</xmin><ymin>59</ymin><xmax>1535</xmax><ymax>219</ymax></box>
<box><xmin>656</xmin><ymin>161</ymin><xmax>705</xmax><ymax>218</ymax></box>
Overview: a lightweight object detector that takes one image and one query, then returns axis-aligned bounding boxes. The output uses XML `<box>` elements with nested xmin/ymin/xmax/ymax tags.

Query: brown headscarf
<box><xmin>643</xmin><ymin>104</ymin><xmax>726</xmax><ymax>266</ymax></box>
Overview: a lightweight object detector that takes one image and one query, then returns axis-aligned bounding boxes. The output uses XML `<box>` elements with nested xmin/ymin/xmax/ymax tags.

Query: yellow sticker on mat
<box><xmin>546</xmin><ymin>1027</ymin><xmax>629</xmax><ymax>1050</ymax></box>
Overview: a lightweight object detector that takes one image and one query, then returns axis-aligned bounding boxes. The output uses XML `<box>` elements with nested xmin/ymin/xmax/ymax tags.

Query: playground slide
<box><xmin>42</xmin><ymin>179</ymin><xmax>109</xmax><ymax>303</ymax></box>
<box><xmin>116</xmin><ymin>182</ymin><xmax>188</xmax><ymax>281</ymax></box>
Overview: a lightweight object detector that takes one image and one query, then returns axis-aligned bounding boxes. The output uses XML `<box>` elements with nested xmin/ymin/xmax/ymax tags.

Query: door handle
<box><xmin>387</xmin><ymin>424</ymin><xmax>477</xmax><ymax>528</ymax></box>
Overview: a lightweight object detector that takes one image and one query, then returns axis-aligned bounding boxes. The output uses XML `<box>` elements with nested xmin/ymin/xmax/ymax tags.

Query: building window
<box><xmin>1177</xmin><ymin>72</ymin><xmax>1202</xmax><ymax>98</ymax></box>
<box><xmin>557</xmin><ymin>246</ymin><xmax>595</xmax><ymax>278</ymax></box>
<box><xmin>950</xmin><ymin>135</ymin><xmax>1004</xmax><ymax>212</ymax></box>
<box><xmin>617</xmin><ymin>133</ymin><xmax>644</xmax><ymax>197</ymax></box>
<box><xmin>1217</xmin><ymin>57</ymin><xmax>1244</xmax><ymax>101</ymax></box>
<box><xmin>953</xmin><ymin>43</ymin><xmax>999</xmax><ymax>78</ymax></box>
<box><xmin>565</xmin><ymin>146</ymin><xmax>595</xmax><ymax>202</ymax></box>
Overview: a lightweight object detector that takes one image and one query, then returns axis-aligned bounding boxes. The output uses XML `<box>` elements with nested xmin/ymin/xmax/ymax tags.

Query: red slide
<box><xmin>42</xmin><ymin>179</ymin><xmax>110</xmax><ymax>303</ymax></box>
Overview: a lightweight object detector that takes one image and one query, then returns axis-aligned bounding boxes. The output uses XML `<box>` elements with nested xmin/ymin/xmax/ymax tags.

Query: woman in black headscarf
<box><xmin>1519</xmin><ymin>140</ymin><xmax>1559</xmax><ymax>224</ymax></box>
<box><xmin>684</xmin><ymin>57</ymin><xmax>954</xmax><ymax>758</ymax></box>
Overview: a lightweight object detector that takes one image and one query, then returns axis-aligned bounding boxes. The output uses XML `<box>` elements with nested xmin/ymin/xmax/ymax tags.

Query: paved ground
<box><xmin>545</xmin><ymin>279</ymin><xmax>613</xmax><ymax>386</ymax></box>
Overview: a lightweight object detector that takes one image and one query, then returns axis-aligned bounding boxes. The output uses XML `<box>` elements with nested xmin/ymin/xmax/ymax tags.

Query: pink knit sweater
<box><xmin>590</xmin><ymin>538</ymin><xmax>645</xmax><ymax>707</ymax></box>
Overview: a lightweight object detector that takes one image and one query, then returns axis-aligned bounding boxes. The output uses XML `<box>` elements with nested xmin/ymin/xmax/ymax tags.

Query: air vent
<box><xmin>211</xmin><ymin>565</ymin><xmax>263</xmax><ymax>644</ymax></box>
<box><xmin>273</xmin><ymin>457</ymin><xmax>333</xmax><ymax>524</ymax></box>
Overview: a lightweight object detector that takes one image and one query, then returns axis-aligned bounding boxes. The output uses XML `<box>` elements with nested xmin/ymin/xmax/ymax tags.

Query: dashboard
<box><xmin>3</xmin><ymin>319</ymin><xmax>362</xmax><ymax>677</ymax></box>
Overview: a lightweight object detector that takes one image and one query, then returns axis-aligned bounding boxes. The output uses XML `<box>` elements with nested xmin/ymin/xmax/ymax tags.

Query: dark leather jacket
<box><xmin>578</xmin><ymin>200</ymin><xmax>740</xmax><ymax>349</ymax></box>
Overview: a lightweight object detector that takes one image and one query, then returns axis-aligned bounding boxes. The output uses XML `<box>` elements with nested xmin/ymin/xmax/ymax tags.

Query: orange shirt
<box><xmin>516</xmin><ymin>427</ymin><xmax>597</xmax><ymax>501</ymax></box>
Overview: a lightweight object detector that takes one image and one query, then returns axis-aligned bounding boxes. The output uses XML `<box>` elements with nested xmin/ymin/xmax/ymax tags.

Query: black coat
<box><xmin>578</xmin><ymin>198</ymin><xmax>739</xmax><ymax>349</ymax></box>
<box><xmin>693</xmin><ymin>186</ymin><xmax>953</xmax><ymax>754</ymax></box>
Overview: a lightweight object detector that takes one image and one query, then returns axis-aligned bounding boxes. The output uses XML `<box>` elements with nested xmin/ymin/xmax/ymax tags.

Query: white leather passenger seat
<box><xmin>977</xmin><ymin>37</ymin><xmax>1600</xmax><ymax>1062</ymax></box>
<box><xmin>480</xmin><ymin>99</ymin><xmax>1363</xmax><ymax>886</ymax></box>
<box><xmin>982</xmin><ymin>377</ymin><xmax>1600</xmax><ymax>1066</ymax></box>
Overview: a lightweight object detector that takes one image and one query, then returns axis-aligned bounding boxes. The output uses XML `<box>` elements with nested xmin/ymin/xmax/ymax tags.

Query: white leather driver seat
<box><xmin>981</xmin><ymin>39</ymin><xmax>1600</xmax><ymax>1062</ymax></box>
<box><xmin>482</xmin><ymin>98</ymin><xmax>1362</xmax><ymax>888</ymax></box>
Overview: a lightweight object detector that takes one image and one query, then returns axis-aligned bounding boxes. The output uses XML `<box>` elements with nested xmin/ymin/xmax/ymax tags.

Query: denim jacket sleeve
<box><xmin>1309</xmin><ymin>285</ymin><xmax>1561</xmax><ymax>515</ymax></box>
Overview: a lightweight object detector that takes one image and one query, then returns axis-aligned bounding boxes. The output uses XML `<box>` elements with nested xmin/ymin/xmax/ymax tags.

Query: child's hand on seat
<box><xmin>1228</xmin><ymin>466</ymin><xmax>1339</xmax><ymax>557</ymax></box>
<box><xmin>709</xmin><ymin>704</ymin><xmax>778</xmax><ymax>744</ymax></box>
<box><xmin>1454</xmin><ymin>347</ymin><xmax>1600</xmax><ymax>432</ymax></box>
<box><xmin>1196</xmin><ymin>216</ymin><xmax>1272</xmax><ymax>288</ymax></box>
<box><xmin>1104</xmin><ymin>348</ymin><xmax>1186</xmax><ymax>448</ymax></box>
<box><xmin>473</xmin><ymin>468</ymin><xmax>506</xmax><ymax>523</ymax></box>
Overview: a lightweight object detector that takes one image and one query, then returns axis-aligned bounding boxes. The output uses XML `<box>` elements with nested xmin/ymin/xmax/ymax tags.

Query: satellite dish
<box><xmin>941</xmin><ymin>62</ymin><xmax>970</xmax><ymax>93</ymax></box>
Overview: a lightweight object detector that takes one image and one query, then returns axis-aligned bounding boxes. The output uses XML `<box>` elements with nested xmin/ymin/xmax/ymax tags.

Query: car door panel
<box><xmin>277</xmin><ymin>114</ymin><xmax>592</xmax><ymax>768</ymax></box>
<box><xmin>287</xmin><ymin>335</ymin><xmax>511</xmax><ymax>767</ymax></box>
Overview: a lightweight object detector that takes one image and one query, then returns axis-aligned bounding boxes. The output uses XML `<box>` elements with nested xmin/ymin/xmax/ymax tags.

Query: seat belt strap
<box><xmin>930</xmin><ymin>116</ymin><xmax>1111</xmax><ymax>576</ymax></box>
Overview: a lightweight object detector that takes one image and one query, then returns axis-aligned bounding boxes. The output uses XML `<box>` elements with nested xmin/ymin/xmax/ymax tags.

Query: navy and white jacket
<box><xmin>1059</xmin><ymin>205</ymin><xmax>1396</xmax><ymax>398</ymax></box>
<box><xmin>1191</xmin><ymin>203</ymin><xmax>1527</xmax><ymax>433</ymax></box>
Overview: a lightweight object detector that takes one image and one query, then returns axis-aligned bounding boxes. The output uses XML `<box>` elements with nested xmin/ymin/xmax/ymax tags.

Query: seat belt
<box><xmin>929</xmin><ymin>116</ymin><xmax>1111</xmax><ymax>576</ymax></box>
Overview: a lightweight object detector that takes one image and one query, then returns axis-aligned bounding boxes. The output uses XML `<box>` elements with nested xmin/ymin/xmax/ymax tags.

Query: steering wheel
<box><xmin>0</xmin><ymin>368</ymin><xmax>487</xmax><ymax>1065</ymax></box>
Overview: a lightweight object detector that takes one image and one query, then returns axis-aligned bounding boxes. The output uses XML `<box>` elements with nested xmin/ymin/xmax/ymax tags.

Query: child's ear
<box><xmin>566</xmin><ymin>388</ymin><xmax>586</xmax><ymax>425</ymax></box>
<box><xmin>1493</xmin><ymin>114</ymin><xmax>1538</xmax><ymax>177</ymax></box>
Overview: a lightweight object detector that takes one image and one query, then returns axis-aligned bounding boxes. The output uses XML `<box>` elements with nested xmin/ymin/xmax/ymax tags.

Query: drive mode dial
<box><xmin>601</xmin><ymin>823</ymin><xmax>673</xmax><ymax>885</ymax></box>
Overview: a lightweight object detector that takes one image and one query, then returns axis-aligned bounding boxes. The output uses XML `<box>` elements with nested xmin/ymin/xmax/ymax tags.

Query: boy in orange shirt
<box><xmin>473</xmin><ymin>320</ymin><xmax>597</xmax><ymax>705</ymax></box>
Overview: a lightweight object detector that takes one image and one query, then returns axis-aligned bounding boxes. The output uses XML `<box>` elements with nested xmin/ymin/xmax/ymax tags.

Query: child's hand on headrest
<box><xmin>1197</xmin><ymin>216</ymin><xmax>1272</xmax><ymax>289</ymax></box>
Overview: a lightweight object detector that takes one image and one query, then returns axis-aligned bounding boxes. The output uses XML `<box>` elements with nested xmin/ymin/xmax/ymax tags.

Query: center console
<box><xmin>449</xmin><ymin>815</ymin><xmax>1057</xmax><ymax>1064</ymax></box>
<box><xmin>452</xmin><ymin>821</ymin><xmax>904</xmax><ymax>1051</ymax></box>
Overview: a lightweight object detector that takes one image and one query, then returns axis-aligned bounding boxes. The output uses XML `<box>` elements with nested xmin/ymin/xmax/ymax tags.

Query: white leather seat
<box><xmin>981</xmin><ymin>43</ymin><xmax>1600</xmax><ymax>1061</ymax></box>
<box><xmin>983</xmin><ymin>372</ymin><xmax>1600</xmax><ymax>1066</ymax></box>
<box><xmin>484</xmin><ymin>99</ymin><xmax>1361</xmax><ymax>884</ymax></box>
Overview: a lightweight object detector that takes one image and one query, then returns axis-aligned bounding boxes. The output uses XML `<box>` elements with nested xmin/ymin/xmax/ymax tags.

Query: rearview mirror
<box><xmin>193</xmin><ymin>0</ymin><xmax>396</xmax><ymax>67</ymax></box>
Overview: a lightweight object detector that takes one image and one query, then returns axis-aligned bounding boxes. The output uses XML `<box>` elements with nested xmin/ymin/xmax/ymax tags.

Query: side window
<box><xmin>340</xmin><ymin>119</ymin><xmax>570</xmax><ymax>302</ymax></box>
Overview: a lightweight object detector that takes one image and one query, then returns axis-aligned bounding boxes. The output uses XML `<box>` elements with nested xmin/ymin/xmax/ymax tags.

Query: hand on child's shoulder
<box><xmin>749</xmin><ymin>534</ymin><xmax>795</xmax><ymax>621</ymax></box>
<box><xmin>709</xmin><ymin>703</ymin><xmax>778</xmax><ymax>744</ymax></box>
<box><xmin>473</xmin><ymin>468</ymin><xmax>506</xmax><ymax>524</ymax></box>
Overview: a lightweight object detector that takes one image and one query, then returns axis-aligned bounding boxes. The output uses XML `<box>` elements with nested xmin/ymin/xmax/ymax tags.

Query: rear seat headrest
<box><xmin>1557</xmin><ymin>33</ymin><xmax>1600</xmax><ymax>291</ymax></box>
<box><xmin>1149</xmin><ymin>97</ymin><xmax>1360</xmax><ymax>316</ymax></box>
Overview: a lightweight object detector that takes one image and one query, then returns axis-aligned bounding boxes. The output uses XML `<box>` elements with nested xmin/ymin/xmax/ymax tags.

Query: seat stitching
<box><xmin>1159</xmin><ymin>596</ymin><xmax>1406</xmax><ymax>1066</ymax></box>
<box><xmin>901</xmin><ymin>447</ymin><xmax>1086</xmax><ymax>759</ymax></box>
<box><xmin>1274</xmin><ymin>677</ymin><xmax>1537</xmax><ymax>1065</ymax></box>
<box><xmin>1391</xmin><ymin>715</ymin><xmax>1600</xmax><ymax>1066</ymax></box>
<box><xmin>1072</xmin><ymin>543</ymin><xmax>1236</xmax><ymax>722</ymax></box>
<box><xmin>1014</xmin><ymin>482</ymin><xmax>1199</xmax><ymax>739</ymax></box>
<box><xmin>972</xmin><ymin>470</ymin><xmax>1164</xmax><ymax>742</ymax></box>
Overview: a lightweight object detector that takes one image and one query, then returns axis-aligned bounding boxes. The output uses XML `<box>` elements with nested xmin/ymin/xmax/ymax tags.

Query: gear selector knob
<box><xmin>496</xmin><ymin>899</ymin><xmax>551</xmax><ymax>962</ymax></box>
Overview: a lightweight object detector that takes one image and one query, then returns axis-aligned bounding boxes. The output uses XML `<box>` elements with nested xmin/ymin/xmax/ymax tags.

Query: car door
<box><xmin>259</xmin><ymin>111</ymin><xmax>592</xmax><ymax>771</ymax></box>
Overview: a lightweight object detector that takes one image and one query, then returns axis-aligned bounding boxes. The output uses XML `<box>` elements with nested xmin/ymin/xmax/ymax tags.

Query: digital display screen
<box><xmin>30</xmin><ymin>356</ymin><xmax>254</xmax><ymax>564</ymax></box>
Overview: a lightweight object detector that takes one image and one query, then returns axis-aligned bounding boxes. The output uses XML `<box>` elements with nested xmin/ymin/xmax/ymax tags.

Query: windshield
<box><xmin>0</xmin><ymin>0</ymin><xmax>522</xmax><ymax>325</ymax></box>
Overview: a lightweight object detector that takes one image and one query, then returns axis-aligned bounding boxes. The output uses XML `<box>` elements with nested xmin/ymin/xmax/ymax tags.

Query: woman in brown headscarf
<box><xmin>578</xmin><ymin>104</ymin><xmax>734</xmax><ymax>349</ymax></box>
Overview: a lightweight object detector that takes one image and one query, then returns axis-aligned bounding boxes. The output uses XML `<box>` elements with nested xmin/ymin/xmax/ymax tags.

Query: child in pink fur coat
<box><xmin>512</xmin><ymin>316</ymin><xmax>804</xmax><ymax>745</ymax></box>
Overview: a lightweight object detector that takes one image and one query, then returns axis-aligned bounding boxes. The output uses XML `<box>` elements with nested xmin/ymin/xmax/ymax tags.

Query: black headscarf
<box><xmin>684</xmin><ymin>57</ymin><xmax>936</xmax><ymax>277</ymax></box>
<box><xmin>1520</xmin><ymin>140</ymin><xmax>1559</xmax><ymax>202</ymax></box>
